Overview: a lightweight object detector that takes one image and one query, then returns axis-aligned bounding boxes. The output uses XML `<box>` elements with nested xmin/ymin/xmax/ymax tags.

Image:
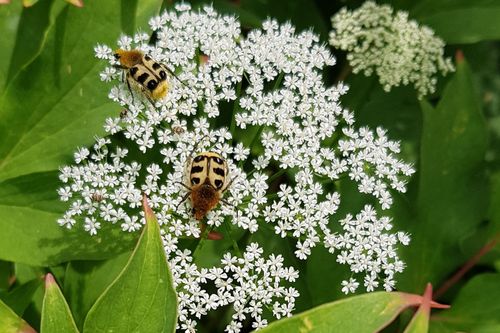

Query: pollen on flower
<box><xmin>329</xmin><ymin>1</ymin><xmax>454</xmax><ymax>98</ymax></box>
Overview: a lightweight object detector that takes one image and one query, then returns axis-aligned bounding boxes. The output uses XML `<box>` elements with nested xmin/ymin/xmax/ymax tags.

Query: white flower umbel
<box><xmin>59</xmin><ymin>3</ymin><xmax>416</xmax><ymax>331</ymax></box>
<box><xmin>329</xmin><ymin>1</ymin><xmax>454</xmax><ymax>98</ymax></box>
<box><xmin>170</xmin><ymin>243</ymin><xmax>298</xmax><ymax>332</ymax></box>
<box><xmin>325</xmin><ymin>205</ymin><xmax>410</xmax><ymax>294</ymax></box>
<box><xmin>58</xmin><ymin>125</ymin><xmax>264</xmax><ymax>238</ymax></box>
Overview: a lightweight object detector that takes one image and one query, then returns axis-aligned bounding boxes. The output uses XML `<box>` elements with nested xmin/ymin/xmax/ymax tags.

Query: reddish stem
<box><xmin>435</xmin><ymin>234</ymin><xmax>500</xmax><ymax>299</ymax></box>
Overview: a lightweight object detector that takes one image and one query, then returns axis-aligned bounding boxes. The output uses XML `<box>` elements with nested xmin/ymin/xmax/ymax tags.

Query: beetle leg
<box><xmin>221</xmin><ymin>176</ymin><xmax>236</xmax><ymax>194</ymax></box>
<box><xmin>125</xmin><ymin>73</ymin><xmax>135</xmax><ymax>105</ymax></box>
<box><xmin>175</xmin><ymin>181</ymin><xmax>191</xmax><ymax>191</ymax></box>
<box><xmin>176</xmin><ymin>192</ymin><xmax>191</xmax><ymax>209</ymax></box>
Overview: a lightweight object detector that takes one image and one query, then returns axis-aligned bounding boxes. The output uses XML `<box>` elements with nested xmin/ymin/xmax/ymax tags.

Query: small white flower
<box><xmin>341</xmin><ymin>278</ymin><xmax>359</xmax><ymax>294</ymax></box>
<box><xmin>84</xmin><ymin>217</ymin><xmax>101</xmax><ymax>236</ymax></box>
<box><xmin>121</xmin><ymin>215</ymin><xmax>141</xmax><ymax>232</ymax></box>
<box><xmin>57</xmin><ymin>215</ymin><xmax>75</xmax><ymax>228</ymax></box>
<box><xmin>99</xmin><ymin>66</ymin><xmax>117</xmax><ymax>82</ymax></box>
<box><xmin>94</xmin><ymin>44</ymin><xmax>112</xmax><ymax>59</ymax></box>
<box><xmin>103</xmin><ymin>117</ymin><xmax>122</xmax><ymax>134</ymax></box>
<box><xmin>57</xmin><ymin>186</ymin><xmax>72</xmax><ymax>201</ymax></box>
<box><xmin>74</xmin><ymin>147</ymin><xmax>89</xmax><ymax>164</ymax></box>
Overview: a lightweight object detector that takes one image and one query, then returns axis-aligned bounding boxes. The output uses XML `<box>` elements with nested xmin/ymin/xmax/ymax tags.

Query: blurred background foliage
<box><xmin>0</xmin><ymin>0</ymin><xmax>499</xmax><ymax>332</ymax></box>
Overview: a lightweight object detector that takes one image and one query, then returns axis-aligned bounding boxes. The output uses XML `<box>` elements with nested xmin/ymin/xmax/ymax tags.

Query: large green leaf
<box><xmin>0</xmin><ymin>0</ymin><xmax>164</xmax><ymax>265</ymax></box>
<box><xmin>83</xmin><ymin>197</ymin><xmax>178</xmax><ymax>333</ymax></box>
<box><xmin>257</xmin><ymin>291</ymin><xmax>446</xmax><ymax>333</ymax></box>
<box><xmin>0</xmin><ymin>171</ymin><xmax>136</xmax><ymax>266</ymax></box>
<box><xmin>0</xmin><ymin>0</ymin><xmax>162</xmax><ymax>182</ymax></box>
<box><xmin>63</xmin><ymin>252</ymin><xmax>130</xmax><ymax>330</ymax></box>
<box><xmin>399</xmin><ymin>58</ymin><xmax>488</xmax><ymax>292</ymax></box>
<box><xmin>414</xmin><ymin>1</ymin><xmax>500</xmax><ymax>44</ymax></box>
<box><xmin>0</xmin><ymin>298</ymin><xmax>35</xmax><ymax>333</ymax></box>
<box><xmin>430</xmin><ymin>273</ymin><xmax>500</xmax><ymax>332</ymax></box>
<box><xmin>41</xmin><ymin>273</ymin><xmax>79</xmax><ymax>333</ymax></box>
<box><xmin>0</xmin><ymin>1</ymin><xmax>123</xmax><ymax>182</ymax></box>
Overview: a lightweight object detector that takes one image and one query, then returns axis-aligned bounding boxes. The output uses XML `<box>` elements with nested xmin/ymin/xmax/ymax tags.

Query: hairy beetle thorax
<box><xmin>190</xmin><ymin>183</ymin><xmax>220</xmax><ymax>220</ymax></box>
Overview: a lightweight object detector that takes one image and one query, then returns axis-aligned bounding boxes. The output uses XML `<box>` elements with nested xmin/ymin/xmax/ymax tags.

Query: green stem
<box><xmin>246</xmin><ymin>168</ymin><xmax>257</xmax><ymax>178</ymax></box>
<box><xmin>273</xmin><ymin>72</ymin><xmax>284</xmax><ymax>89</ymax></box>
<box><xmin>192</xmin><ymin>224</ymin><xmax>210</xmax><ymax>258</ymax></box>
<box><xmin>241</xmin><ymin>192</ymin><xmax>279</xmax><ymax>205</ymax></box>
<box><xmin>268</xmin><ymin>168</ymin><xmax>287</xmax><ymax>183</ymax></box>
<box><xmin>224</xmin><ymin>220</ymin><xmax>242</xmax><ymax>257</ymax></box>
<box><xmin>249</xmin><ymin>125</ymin><xmax>265</xmax><ymax>151</ymax></box>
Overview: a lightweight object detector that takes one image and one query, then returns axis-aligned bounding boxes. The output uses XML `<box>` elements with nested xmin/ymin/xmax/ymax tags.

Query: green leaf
<box><xmin>431</xmin><ymin>273</ymin><xmax>500</xmax><ymax>332</ymax></box>
<box><xmin>6</xmin><ymin>1</ymin><xmax>66</xmax><ymax>86</ymax></box>
<box><xmin>64</xmin><ymin>0</ymin><xmax>83</xmax><ymax>8</ymax></box>
<box><xmin>399</xmin><ymin>58</ymin><xmax>488</xmax><ymax>292</ymax></box>
<box><xmin>404</xmin><ymin>308</ymin><xmax>429</xmax><ymax>333</ymax></box>
<box><xmin>239</xmin><ymin>0</ymin><xmax>329</xmax><ymax>39</ymax></box>
<box><xmin>41</xmin><ymin>273</ymin><xmax>79</xmax><ymax>333</ymax></box>
<box><xmin>135</xmin><ymin>0</ymin><xmax>163</xmax><ymax>32</ymax></box>
<box><xmin>22</xmin><ymin>0</ymin><xmax>40</xmax><ymax>7</ymax></box>
<box><xmin>0</xmin><ymin>171</ymin><xmax>136</xmax><ymax>266</ymax></box>
<box><xmin>0</xmin><ymin>0</ymin><xmax>22</xmax><ymax>91</ymax></box>
<box><xmin>120</xmin><ymin>0</ymin><xmax>165</xmax><ymax>37</ymax></box>
<box><xmin>14</xmin><ymin>263</ymin><xmax>45</xmax><ymax>284</ymax></box>
<box><xmin>0</xmin><ymin>0</ymin><xmax>135</xmax><ymax>182</ymax></box>
<box><xmin>489</xmin><ymin>172</ymin><xmax>500</xmax><ymax>235</ymax></box>
<box><xmin>0</xmin><ymin>278</ymin><xmax>42</xmax><ymax>316</ymax></box>
<box><xmin>11</xmin><ymin>264</ymin><xmax>45</xmax><ymax>332</ymax></box>
<box><xmin>0</xmin><ymin>260</ymin><xmax>12</xmax><ymax>290</ymax></box>
<box><xmin>340</xmin><ymin>73</ymin><xmax>378</xmax><ymax>114</ymax></box>
<box><xmin>415</xmin><ymin>2</ymin><xmax>500</xmax><ymax>44</ymax></box>
<box><xmin>257</xmin><ymin>291</ymin><xmax>443</xmax><ymax>333</ymax></box>
<box><xmin>63</xmin><ymin>253</ymin><xmax>130</xmax><ymax>330</ymax></box>
<box><xmin>348</xmin><ymin>84</ymin><xmax>421</xmax><ymax>159</ymax></box>
<box><xmin>0</xmin><ymin>298</ymin><xmax>36</xmax><ymax>333</ymax></box>
<box><xmin>305</xmin><ymin>246</ymin><xmax>353</xmax><ymax>306</ymax></box>
<box><xmin>83</xmin><ymin>197</ymin><xmax>177</xmax><ymax>333</ymax></box>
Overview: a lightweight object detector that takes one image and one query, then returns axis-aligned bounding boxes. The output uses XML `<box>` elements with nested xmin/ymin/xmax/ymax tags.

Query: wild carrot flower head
<box><xmin>59</xmin><ymin>3</ymin><xmax>414</xmax><ymax>332</ymax></box>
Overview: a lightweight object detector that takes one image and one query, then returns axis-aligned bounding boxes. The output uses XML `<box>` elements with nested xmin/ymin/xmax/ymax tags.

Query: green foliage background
<box><xmin>0</xmin><ymin>0</ymin><xmax>499</xmax><ymax>332</ymax></box>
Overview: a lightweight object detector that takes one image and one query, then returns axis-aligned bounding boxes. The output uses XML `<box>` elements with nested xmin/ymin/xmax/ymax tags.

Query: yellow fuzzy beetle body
<box><xmin>185</xmin><ymin>152</ymin><xmax>229</xmax><ymax>220</ymax></box>
<box><xmin>114</xmin><ymin>49</ymin><xmax>169</xmax><ymax>101</ymax></box>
